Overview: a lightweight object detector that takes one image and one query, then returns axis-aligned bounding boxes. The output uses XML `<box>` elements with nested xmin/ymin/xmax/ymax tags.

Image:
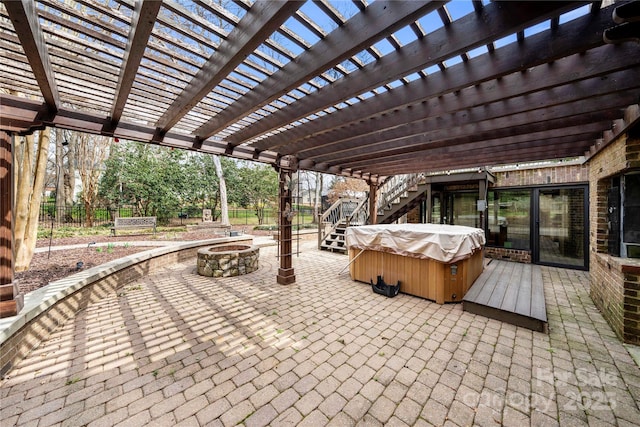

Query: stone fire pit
<box><xmin>197</xmin><ymin>244</ymin><xmax>259</xmax><ymax>277</ymax></box>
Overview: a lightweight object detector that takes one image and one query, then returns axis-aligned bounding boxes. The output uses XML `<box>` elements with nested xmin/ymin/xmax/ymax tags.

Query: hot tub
<box><xmin>346</xmin><ymin>224</ymin><xmax>485</xmax><ymax>304</ymax></box>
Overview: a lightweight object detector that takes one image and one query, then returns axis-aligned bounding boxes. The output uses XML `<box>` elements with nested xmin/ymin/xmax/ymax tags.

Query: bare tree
<box><xmin>76</xmin><ymin>132</ymin><xmax>110</xmax><ymax>227</ymax></box>
<box><xmin>54</xmin><ymin>129</ymin><xmax>76</xmax><ymax>223</ymax></box>
<box><xmin>327</xmin><ymin>177</ymin><xmax>368</xmax><ymax>204</ymax></box>
<box><xmin>314</xmin><ymin>172</ymin><xmax>323</xmax><ymax>223</ymax></box>
<box><xmin>212</xmin><ymin>155</ymin><xmax>230</xmax><ymax>226</ymax></box>
<box><xmin>14</xmin><ymin>130</ymin><xmax>51</xmax><ymax>271</ymax></box>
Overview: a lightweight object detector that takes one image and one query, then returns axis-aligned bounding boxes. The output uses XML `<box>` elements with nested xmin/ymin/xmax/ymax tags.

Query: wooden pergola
<box><xmin>1</xmin><ymin>0</ymin><xmax>639</xmax><ymax>314</ymax></box>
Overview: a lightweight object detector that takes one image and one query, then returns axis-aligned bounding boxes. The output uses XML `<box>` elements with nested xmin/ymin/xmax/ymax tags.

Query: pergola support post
<box><xmin>276</xmin><ymin>155</ymin><xmax>297</xmax><ymax>285</ymax></box>
<box><xmin>478</xmin><ymin>174</ymin><xmax>488</xmax><ymax>232</ymax></box>
<box><xmin>368</xmin><ymin>181</ymin><xmax>378</xmax><ymax>225</ymax></box>
<box><xmin>0</xmin><ymin>131</ymin><xmax>22</xmax><ymax>318</ymax></box>
<box><xmin>425</xmin><ymin>183</ymin><xmax>433</xmax><ymax>223</ymax></box>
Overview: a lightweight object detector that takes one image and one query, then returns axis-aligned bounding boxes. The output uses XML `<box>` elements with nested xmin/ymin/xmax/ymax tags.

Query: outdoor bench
<box><xmin>111</xmin><ymin>216</ymin><xmax>157</xmax><ymax>236</ymax></box>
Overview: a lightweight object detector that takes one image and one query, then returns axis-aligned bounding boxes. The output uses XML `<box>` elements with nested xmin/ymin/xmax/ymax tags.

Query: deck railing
<box><xmin>376</xmin><ymin>173</ymin><xmax>423</xmax><ymax>216</ymax></box>
<box><xmin>317</xmin><ymin>198</ymin><xmax>363</xmax><ymax>249</ymax></box>
<box><xmin>317</xmin><ymin>173</ymin><xmax>425</xmax><ymax>247</ymax></box>
<box><xmin>346</xmin><ymin>196</ymin><xmax>369</xmax><ymax>227</ymax></box>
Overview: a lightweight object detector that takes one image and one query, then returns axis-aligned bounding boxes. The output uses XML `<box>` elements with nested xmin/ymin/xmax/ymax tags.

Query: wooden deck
<box><xmin>462</xmin><ymin>260</ymin><xmax>548</xmax><ymax>332</ymax></box>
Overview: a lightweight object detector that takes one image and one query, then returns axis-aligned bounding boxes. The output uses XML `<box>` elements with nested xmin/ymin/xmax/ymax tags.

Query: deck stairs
<box><xmin>320</xmin><ymin>220</ymin><xmax>349</xmax><ymax>253</ymax></box>
<box><xmin>376</xmin><ymin>173</ymin><xmax>429</xmax><ymax>224</ymax></box>
<box><xmin>318</xmin><ymin>198</ymin><xmax>367</xmax><ymax>253</ymax></box>
<box><xmin>318</xmin><ymin>174</ymin><xmax>429</xmax><ymax>253</ymax></box>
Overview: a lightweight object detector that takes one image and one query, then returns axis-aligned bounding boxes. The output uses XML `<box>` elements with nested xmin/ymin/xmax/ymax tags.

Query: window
<box><xmin>487</xmin><ymin>190</ymin><xmax>531</xmax><ymax>250</ymax></box>
<box><xmin>452</xmin><ymin>193</ymin><xmax>480</xmax><ymax>228</ymax></box>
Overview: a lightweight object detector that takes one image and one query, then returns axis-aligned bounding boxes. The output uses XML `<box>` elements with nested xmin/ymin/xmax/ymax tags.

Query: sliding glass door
<box><xmin>534</xmin><ymin>186</ymin><xmax>588</xmax><ymax>269</ymax></box>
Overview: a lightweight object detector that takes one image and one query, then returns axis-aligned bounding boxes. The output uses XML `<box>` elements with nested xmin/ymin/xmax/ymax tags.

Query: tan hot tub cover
<box><xmin>345</xmin><ymin>223</ymin><xmax>486</xmax><ymax>264</ymax></box>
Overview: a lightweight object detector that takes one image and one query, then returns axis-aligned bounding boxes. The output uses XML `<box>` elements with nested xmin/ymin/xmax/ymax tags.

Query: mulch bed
<box><xmin>15</xmin><ymin>226</ymin><xmax>272</xmax><ymax>295</ymax></box>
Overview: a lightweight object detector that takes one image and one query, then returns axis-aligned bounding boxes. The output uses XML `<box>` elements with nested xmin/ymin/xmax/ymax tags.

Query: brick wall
<box><xmin>622</xmin><ymin>264</ymin><xmax>640</xmax><ymax>344</ymax></box>
<box><xmin>590</xmin><ymin>254</ymin><xmax>625</xmax><ymax>341</ymax></box>
<box><xmin>494</xmin><ymin>163</ymin><xmax>588</xmax><ymax>187</ymax></box>
<box><xmin>406</xmin><ymin>206</ymin><xmax>420</xmax><ymax>223</ymax></box>
<box><xmin>484</xmin><ymin>247</ymin><xmax>531</xmax><ymax>263</ymax></box>
<box><xmin>588</xmin><ymin>132</ymin><xmax>640</xmax><ymax>344</ymax></box>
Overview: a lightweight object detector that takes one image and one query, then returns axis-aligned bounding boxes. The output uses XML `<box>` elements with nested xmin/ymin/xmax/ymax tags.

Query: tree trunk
<box><xmin>64</xmin><ymin>133</ymin><xmax>75</xmax><ymax>222</ymax></box>
<box><xmin>77</xmin><ymin>133</ymin><xmax>109</xmax><ymax>227</ymax></box>
<box><xmin>255</xmin><ymin>204</ymin><xmax>264</xmax><ymax>225</ymax></box>
<box><xmin>313</xmin><ymin>172</ymin><xmax>322</xmax><ymax>223</ymax></box>
<box><xmin>55</xmin><ymin>129</ymin><xmax>65</xmax><ymax>224</ymax></box>
<box><xmin>211</xmin><ymin>195</ymin><xmax>220</xmax><ymax>221</ymax></box>
<box><xmin>13</xmin><ymin>135</ymin><xmax>31</xmax><ymax>269</ymax></box>
<box><xmin>84</xmin><ymin>197</ymin><xmax>94</xmax><ymax>227</ymax></box>
<box><xmin>14</xmin><ymin>129</ymin><xmax>50</xmax><ymax>271</ymax></box>
<box><xmin>213</xmin><ymin>155</ymin><xmax>230</xmax><ymax>226</ymax></box>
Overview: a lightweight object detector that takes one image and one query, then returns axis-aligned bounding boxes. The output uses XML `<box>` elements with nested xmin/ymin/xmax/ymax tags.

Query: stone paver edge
<box><xmin>0</xmin><ymin>236</ymin><xmax>252</xmax><ymax>346</ymax></box>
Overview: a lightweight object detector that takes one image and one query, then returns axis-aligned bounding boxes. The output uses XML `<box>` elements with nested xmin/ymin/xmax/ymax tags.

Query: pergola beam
<box><xmin>250</xmin><ymin>2</ymin><xmax>611</xmax><ymax>152</ymax></box>
<box><xmin>4</xmin><ymin>0</ymin><xmax>60</xmax><ymax>111</ymax></box>
<box><xmin>154</xmin><ymin>1</ymin><xmax>301</xmax><ymax>135</ymax></box>
<box><xmin>303</xmin><ymin>78</ymin><xmax>640</xmax><ymax>163</ymax></box>
<box><xmin>289</xmin><ymin>53</ymin><xmax>640</xmax><ymax>158</ymax></box>
<box><xmin>195</xmin><ymin>0</ymin><xmax>446</xmax><ymax>140</ymax></box>
<box><xmin>233</xmin><ymin>1</ymin><xmax>583</xmax><ymax>147</ymax></box>
<box><xmin>108</xmin><ymin>0</ymin><xmax>162</xmax><ymax>129</ymax></box>
<box><xmin>0</xmin><ymin>94</ymin><xmax>279</xmax><ymax>164</ymax></box>
<box><xmin>342</xmin><ymin>127</ymin><xmax>601</xmax><ymax>172</ymax></box>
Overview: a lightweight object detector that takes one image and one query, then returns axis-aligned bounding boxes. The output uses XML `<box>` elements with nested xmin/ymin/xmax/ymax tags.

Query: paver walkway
<box><xmin>1</xmin><ymin>241</ymin><xmax>639</xmax><ymax>426</ymax></box>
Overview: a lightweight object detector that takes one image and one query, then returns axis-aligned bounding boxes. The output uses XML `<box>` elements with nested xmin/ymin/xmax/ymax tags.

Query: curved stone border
<box><xmin>0</xmin><ymin>236</ymin><xmax>252</xmax><ymax>377</ymax></box>
<box><xmin>197</xmin><ymin>244</ymin><xmax>259</xmax><ymax>277</ymax></box>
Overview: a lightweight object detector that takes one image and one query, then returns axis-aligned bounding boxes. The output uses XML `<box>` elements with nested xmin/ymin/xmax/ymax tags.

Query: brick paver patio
<box><xmin>1</xmin><ymin>241</ymin><xmax>639</xmax><ymax>426</ymax></box>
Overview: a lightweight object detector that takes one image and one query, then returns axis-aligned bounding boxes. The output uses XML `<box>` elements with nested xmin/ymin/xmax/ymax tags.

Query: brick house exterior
<box><xmin>588</xmin><ymin>132</ymin><xmax>640</xmax><ymax>344</ymax></box>
<box><xmin>493</xmin><ymin>163</ymin><xmax>588</xmax><ymax>188</ymax></box>
<box><xmin>405</xmin><ymin>148</ymin><xmax>640</xmax><ymax>344</ymax></box>
<box><xmin>488</xmin><ymin>163</ymin><xmax>588</xmax><ymax>264</ymax></box>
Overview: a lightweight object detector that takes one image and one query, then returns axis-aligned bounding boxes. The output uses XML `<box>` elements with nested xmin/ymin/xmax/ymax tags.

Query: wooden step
<box><xmin>320</xmin><ymin>243</ymin><xmax>348</xmax><ymax>253</ymax></box>
<box><xmin>324</xmin><ymin>238</ymin><xmax>345</xmax><ymax>246</ymax></box>
<box><xmin>463</xmin><ymin>260</ymin><xmax>547</xmax><ymax>333</ymax></box>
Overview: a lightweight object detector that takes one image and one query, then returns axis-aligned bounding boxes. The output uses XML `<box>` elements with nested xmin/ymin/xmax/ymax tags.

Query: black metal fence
<box><xmin>39</xmin><ymin>203</ymin><xmax>317</xmax><ymax>228</ymax></box>
<box><xmin>39</xmin><ymin>203</ymin><xmax>126</xmax><ymax>227</ymax></box>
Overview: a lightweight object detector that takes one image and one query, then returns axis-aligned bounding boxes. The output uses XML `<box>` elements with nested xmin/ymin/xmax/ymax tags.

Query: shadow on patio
<box><xmin>1</xmin><ymin>241</ymin><xmax>639</xmax><ymax>426</ymax></box>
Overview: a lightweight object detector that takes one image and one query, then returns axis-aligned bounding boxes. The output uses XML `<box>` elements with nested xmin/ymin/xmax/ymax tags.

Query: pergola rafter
<box><xmin>260</xmin><ymin>7</ymin><xmax>626</xmax><ymax>156</ymax></box>
<box><xmin>0</xmin><ymin>0</ymin><xmax>637</xmax><ymax>179</ymax></box>
<box><xmin>298</xmin><ymin>70</ymin><xmax>640</xmax><ymax>162</ymax></box>
<box><xmin>108</xmin><ymin>0</ymin><xmax>162</xmax><ymax>130</ymax></box>
<box><xmin>335</xmin><ymin>122</ymin><xmax>614</xmax><ymax>171</ymax></box>
<box><xmin>237</xmin><ymin>1</ymin><xmax>583</xmax><ymax>149</ymax></box>
<box><xmin>194</xmin><ymin>0</ymin><xmax>446</xmax><ymax>142</ymax></box>
<box><xmin>154</xmin><ymin>1</ymin><xmax>301</xmax><ymax>137</ymax></box>
<box><xmin>3</xmin><ymin>0</ymin><xmax>59</xmax><ymax>111</ymax></box>
<box><xmin>346</xmin><ymin>134</ymin><xmax>602</xmax><ymax>175</ymax></box>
